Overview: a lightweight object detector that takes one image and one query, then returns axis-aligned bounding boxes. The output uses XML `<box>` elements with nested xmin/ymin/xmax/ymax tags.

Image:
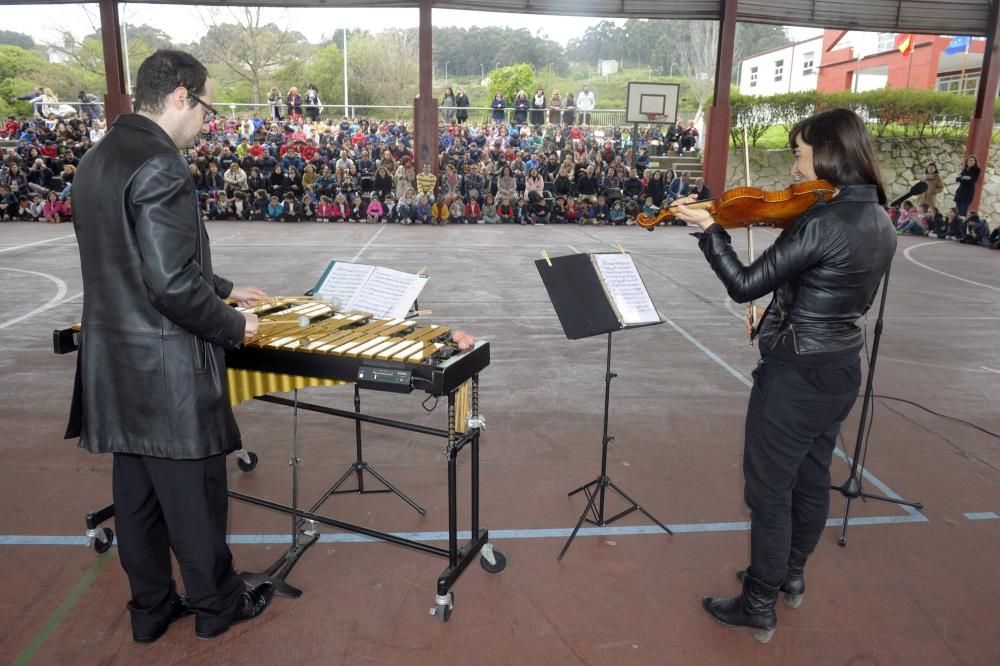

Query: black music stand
<box><xmin>832</xmin><ymin>254</ymin><xmax>924</xmax><ymax>547</ymax></box>
<box><xmin>535</xmin><ymin>252</ymin><xmax>673</xmax><ymax>561</ymax></box>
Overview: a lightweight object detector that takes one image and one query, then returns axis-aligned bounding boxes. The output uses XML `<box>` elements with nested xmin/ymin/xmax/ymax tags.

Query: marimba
<box><xmin>54</xmin><ymin>301</ymin><xmax>504</xmax><ymax>622</ymax></box>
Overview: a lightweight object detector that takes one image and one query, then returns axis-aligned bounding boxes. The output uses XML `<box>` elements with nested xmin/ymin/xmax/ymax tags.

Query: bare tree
<box><xmin>195</xmin><ymin>7</ymin><xmax>299</xmax><ymax>104</ymax></box>
<box><xmin>673</xmin><ymin>21</ymin><xmax>720</xmax><ymax>123</ymax></box>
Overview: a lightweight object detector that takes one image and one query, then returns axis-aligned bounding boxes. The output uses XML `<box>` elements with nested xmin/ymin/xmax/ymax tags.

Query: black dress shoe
<box><xmin>195</xmin><ymin>582</ymin><xmax>272</xmax><ymax>640</ymax></box>
<box><xmin>133</xmin><ymin>595</ymin><xmax>193</xmax><ymax>644</ymax></box>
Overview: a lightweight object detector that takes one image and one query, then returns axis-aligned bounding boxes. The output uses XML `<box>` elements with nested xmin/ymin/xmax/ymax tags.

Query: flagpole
<box><xmin>959</xmin><ymin>37</ymin><xmax>970</xmax><ymax>93</ymax></box>
<box><xmin>906</xmin><ymin>43</ymin><xmax>914</xmax><ymax>88</ymax></box>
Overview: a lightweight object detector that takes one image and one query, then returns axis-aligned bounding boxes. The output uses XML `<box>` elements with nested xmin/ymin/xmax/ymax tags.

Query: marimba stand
<box><xmin>535</xmin><ymin>251</ymin><xmax>673</xmax><ymax>561</ymax></box>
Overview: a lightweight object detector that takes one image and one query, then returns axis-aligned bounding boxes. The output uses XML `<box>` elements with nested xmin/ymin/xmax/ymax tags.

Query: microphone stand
<box><xmin>832</xmin><ymin>195</ymin><xmax>924</xmax><ymax>547</ymax></box>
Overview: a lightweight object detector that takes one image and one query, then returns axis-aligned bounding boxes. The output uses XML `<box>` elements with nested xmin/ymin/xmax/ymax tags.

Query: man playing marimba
<box><xmin>69</xmin><ymin>50</ymin><xmax>272</xmax><ymax>642</ymax></box>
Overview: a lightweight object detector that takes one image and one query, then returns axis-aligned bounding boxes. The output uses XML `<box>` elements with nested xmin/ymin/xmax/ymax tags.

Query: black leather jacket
<box><xmin>698</xmin><ymin>185</ymin><xmax>896</xmax><ymax>362</ymax></box>
<box><xmin>67</xmin><ymin>114</ymin><xmax>246</xmax><ymax>459</ymax></box>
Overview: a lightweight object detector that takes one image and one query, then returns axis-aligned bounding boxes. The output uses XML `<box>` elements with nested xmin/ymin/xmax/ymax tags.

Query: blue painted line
<box><xmin>964</xmin><ymin>512</ymin><xmax>999</xmax><ymax>521</ymax></box>
<box><xmin>0</xmin><ymin>513</ymin><xmax>930</xmax><ymax>547</ymax></box>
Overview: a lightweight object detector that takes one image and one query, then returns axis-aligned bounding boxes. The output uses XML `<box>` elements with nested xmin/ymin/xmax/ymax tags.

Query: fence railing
<box><xmin>212</xmin><ymin>102</ymin><xmax>632</xmax><ymax>127</ymax></box>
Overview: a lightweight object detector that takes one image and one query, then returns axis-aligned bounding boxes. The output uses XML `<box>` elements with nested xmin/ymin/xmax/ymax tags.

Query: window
<box><xmin>936</xmin><ymin>73</ymin><xmax>979</xmax><ymax>95</ymax></box>
<box><xmin>749</xmin><ymin>66</ymin><xmax>758</xmax><ymax>87</ymax></box>
<box><xmin>774</xmin><ymin>59</ymin><xmax>784</xmax><ymax>82</ymax></box>
<box><xmin>802</xmin><ymin>52</ymin><xmax>815</xmax><ymax>75</ymax></box>
<box><xmin>877</xmin><ymin>33</ymin><xmax>896</xmax><ymax>52</ymax></box>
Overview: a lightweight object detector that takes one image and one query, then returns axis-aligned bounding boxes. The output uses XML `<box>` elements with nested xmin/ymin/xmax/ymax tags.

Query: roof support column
<box><xmin>965</xmin><ymin>0</ymin><xmax>999</xmax><ymax>212</ymax></box>
<box><xmin>413</xmin><ymin>0</ymin><xmax>438</xmax><ymax>175</ymax></box>
<box><xmin>702</xmin><ymin>0</ymin><xmax>738</xmax><ymax>194</ymax></box>
<box><xmin>97</xmin><ymin>0</ymin><xmax>132</xmax><ymax>122</ymax></box>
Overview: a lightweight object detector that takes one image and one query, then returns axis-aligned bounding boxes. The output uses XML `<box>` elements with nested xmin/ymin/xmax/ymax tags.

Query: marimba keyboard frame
<box><xmin>55</xmin><ymin>325</ymin><xmax>505</xmax><ymax>622</ymax></box>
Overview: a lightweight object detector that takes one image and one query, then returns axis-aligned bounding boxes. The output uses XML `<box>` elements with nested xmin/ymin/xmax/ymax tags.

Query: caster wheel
<box><xmin>432</xmin><ymin>603</ymin><xmax>452</xmax><ymax>623</ymax></box>
<box><xmin>480</xmin><ymin>549</ymin><xmax>507</xmax><ymax>573</ymax></box>
<box><xmin>237</xmin><ymin>451</ymin><xmax>258</xmax><ymax>472</ymax></box>
<box><xmin>93</xmin><ymin>527</ymin><xmax>114</xmax><ymax>553</ymax></box>
<box><xmin>429</xmin><ymin>592</ymin><xmax>454</xmax><ymax>623</ymax></box>
<box><xmin>838</xmin><ymin>537</ymin><xmax>847</xmax><ymax>547</ymax></box>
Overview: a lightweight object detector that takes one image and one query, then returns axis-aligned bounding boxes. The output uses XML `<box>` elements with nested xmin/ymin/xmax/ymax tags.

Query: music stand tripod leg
<box><xmin>324</xmin><ymin>385</ymin><xmax>426</xmax><ymax>515</ymax></box>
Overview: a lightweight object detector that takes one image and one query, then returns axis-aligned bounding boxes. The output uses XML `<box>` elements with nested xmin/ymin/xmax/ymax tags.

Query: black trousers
<box><xmin>743</xmin><ymin>357</ymin><xmax>861</xmax><ymax>587</ymax></box>
<box><xmin>112</xmin><ymin>452</ymin><xmax>245</xmax><ymax>635</ymax></box>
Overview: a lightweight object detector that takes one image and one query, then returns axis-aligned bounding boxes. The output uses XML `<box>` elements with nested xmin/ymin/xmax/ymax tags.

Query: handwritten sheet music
<box><xmin>592</xmin><ymin>253</ymin><xmax>661</xmax><ymax>326</ymax></box>
<box><xmin>314</xmin><ymin>261</ymin><xmax>428</xmax><ymax>319</ymax></box>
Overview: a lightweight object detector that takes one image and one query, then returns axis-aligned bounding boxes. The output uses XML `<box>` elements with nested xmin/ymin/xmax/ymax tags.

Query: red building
<box><xmin>818</xmin><ymin>31</ymin><xmax>986</xmax><ymax>93</ymax></box>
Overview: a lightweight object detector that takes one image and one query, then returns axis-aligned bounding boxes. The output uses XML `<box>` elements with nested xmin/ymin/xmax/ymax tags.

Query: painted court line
<box><xmin>0</xmin><ymin>513</ymin><xmax>930</xmax><ymax>548</ymax></box>
<box><xmin>0</xmin><ymin>269</ymin><xmax>68</xmax><ymax>331</ymax></box>
<box><xmin>0</xmin><ymin>234</ymin><xmax>76</xmax><ymax>254</ymax></box>
<box><xmin>964</xmin><ymin>512</ymin><xmax>999</xmax><ymax>521</ymax></box>
<box><xmin>903</xmin><ymin>242</ymin><xmax>1000</xmax><ymax>293</ymax></box>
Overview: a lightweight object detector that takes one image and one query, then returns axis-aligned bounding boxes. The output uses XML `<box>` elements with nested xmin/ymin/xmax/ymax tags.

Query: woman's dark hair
<box><xmin>789</xmin><ymin>108</ymin><xmax>886</xmax><ymax>205</ymax></box>
<box><xmin>133</xmin><ymin>50</ymin><xmax>207</xmax><ymax>115</ymax></box>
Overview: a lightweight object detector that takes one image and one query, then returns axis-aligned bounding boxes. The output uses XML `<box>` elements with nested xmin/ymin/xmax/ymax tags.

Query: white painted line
<box><xmin>964</xmin><ymin>512</ymin><xmax>1000</xmax><ymax>520</ymax></box>
<box><xmin>903</xmin><ymin>242</ymin><xmax>1000</xmax><ymax>293</ymax></box>
<box><xmin>0</xmin><ymin>513</ymin><xmax>929</xmax><ymax>547</ymax></box>
<box><xmin>878</xmin><ymin>357</ymin><xmax>998</xmax><ymax>374</ymax></box>
<box><xmin>981</xmin><ymin>367</ymin><xmax>1000</xmax><ymax>375</ymax></box>
<box><xmin>349</xmin><ymin>225</ymin><xmax>386</xmax><ymax>262</ymax></box>
<box><xmin>0</xmin><ymin>268</ymin><xmax>68</xmax><ymax>330</ymax></box>
<box><xmin>0</xmin><ymin>233</ymin><xmax>76</xmax><ymax>254</ymax></box>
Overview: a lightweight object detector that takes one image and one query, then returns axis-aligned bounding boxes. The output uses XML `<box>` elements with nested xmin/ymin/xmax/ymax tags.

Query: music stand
<box><xmin>535</xmin><ymin>251</ymin><xmax>673</xmax><ymax>561</ymax></box>
<box><xmin>832</xmin><ymin>244</ymin><xmax>923</xmax><ymax>547</ymax></box>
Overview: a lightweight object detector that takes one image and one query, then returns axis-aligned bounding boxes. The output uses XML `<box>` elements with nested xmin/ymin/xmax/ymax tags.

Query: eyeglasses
<box><xmin>186</xmin><ymin>89</ymin><xmax>218</xmax><ymax>124</ymax></box>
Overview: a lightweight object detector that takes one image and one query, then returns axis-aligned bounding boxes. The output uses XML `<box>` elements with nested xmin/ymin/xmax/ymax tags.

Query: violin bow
<box><xmin>743</xmin><ymin>126</ymin><xmax>757</xmax><ymax>345</ymax></box>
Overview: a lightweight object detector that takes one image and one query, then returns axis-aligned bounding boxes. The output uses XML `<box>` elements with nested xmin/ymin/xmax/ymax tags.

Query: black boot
<box><xmin>703</xmin><ymin>573</ymin><xmax>779</xmax><ymax>643</ymax></box>
<box><xmin>737</xmin><ymin>547</ymin><xmax>808</xmax><ymax>608</ymax></box>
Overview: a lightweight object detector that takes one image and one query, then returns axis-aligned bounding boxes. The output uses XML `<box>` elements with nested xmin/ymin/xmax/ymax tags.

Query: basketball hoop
<box><xmin>643</xmin><ymin>112</ymin><xmax>661</xmax><ymax>124</ymax></box>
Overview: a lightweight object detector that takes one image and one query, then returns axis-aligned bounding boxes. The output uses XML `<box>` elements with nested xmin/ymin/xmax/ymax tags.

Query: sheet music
<box><xmin>313</xmin><ymin>261</ymin><xmax>428</xmax><ymax>319</ymax></box>
<box><xmin>349</xmin><ymin>267</ymin><xmax>428</xmax><ymax>319</ymax></box>
<box><xmin>314</xmin><ymin>262</ymin><xmax>375</xmax><ymax>306</ymax></box>
<box><xmin>592</xmin><ymin>253</ymin><xmax>661</xmax><ymax>326</ymax></box>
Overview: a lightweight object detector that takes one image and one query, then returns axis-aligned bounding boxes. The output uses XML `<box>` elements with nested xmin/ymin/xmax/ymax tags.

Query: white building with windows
<box><xmin>738</xmin><ymin>36</ymin><xmax>823</xmax><ymax>96</ymax></box>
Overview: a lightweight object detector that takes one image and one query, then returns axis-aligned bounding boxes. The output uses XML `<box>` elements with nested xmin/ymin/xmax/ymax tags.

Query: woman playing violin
<box><xmin>673</xmin><ymin>108</ymin><xmax>896</xmax><ymax>643</ymax></box>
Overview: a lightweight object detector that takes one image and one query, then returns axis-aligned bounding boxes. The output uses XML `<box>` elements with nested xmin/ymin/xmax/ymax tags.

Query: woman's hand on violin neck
<box><xmin>744</xmin><ymin>306</ymin><xmax>766</xmax><ymax>335</ymax></box>
<box><xmin>673</xmin><ymin>195</ymin><xmax>713</xmax><ymax>230</ymax></box>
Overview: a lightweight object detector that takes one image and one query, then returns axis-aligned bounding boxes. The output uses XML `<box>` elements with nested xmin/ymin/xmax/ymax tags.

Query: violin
<box><xmin>636</xmin><ymin>180</ymin><xmax>836</xmax><ymax>230</ymax></box>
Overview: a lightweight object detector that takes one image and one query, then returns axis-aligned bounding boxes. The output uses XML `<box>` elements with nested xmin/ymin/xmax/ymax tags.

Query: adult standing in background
<box><xmin>530</xmin><ymin>88</ymin><xmax>546</xmax><ymax>127</ymax></box>
<box><xmin>953</xmin><ymin>155</ymin><xmax>980</xmax><ymax>217</ymax></box>
<box><xmin>455</xmin><ymin>88</ymin><xmax>469</xmax><ymax>124</ymax></box>
<box><xmin>576</xmin><ymin>84</ymin><xmax>595</xmax><ymax>125</ymax></box>
<box><xmin>441</xmin><ymin>87</ymin><xmax>456</xmax><ymax>124</ymax></box>
<box><xmin>917</xmin><ymin>162</ymin><xmax>944</xmax><ymax>209</ymax></box>
<box><xmin>490</xmin><ymin>92</ymin><xmax>506</xmax><ymax>125</ymax></box>
<box><xmin>286</xmin><ymin>86</ymin><xmax>303</xmax><ymax>121</ymax></box>
<box><xmin>548</xmin><ymin>90</ymin><xmax>562</xmax><ymax>125</ymax></box>
<box><xmin>69</xmin><ymin>49</ymin><xmax>272</xmax><ymax>643</ymax></box>
<box><xmin>267</xmin><ymin>86</ymin><xmax>283</xmax><ymax>121</ymax></box>
<box><xmin>562</xmin><ymin>92</ymin><xmax>576</xmax><ymax>126</ymax></box>
<box><xmin>303</xmin><ymin>84</ymin><xmax>322</xmax><ymax>122</ymax></box>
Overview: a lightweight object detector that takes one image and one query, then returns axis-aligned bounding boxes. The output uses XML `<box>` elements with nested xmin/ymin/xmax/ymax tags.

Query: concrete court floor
<box><xmin>0</xmin><ymin>220</ymin><xmax>998</xmax><ymax>665</ymax></box>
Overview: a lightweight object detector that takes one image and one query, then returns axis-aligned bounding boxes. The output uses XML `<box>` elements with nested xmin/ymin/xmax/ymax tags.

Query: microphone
<box><xmin>889</xmin><ymin>181</ymin><xmax>929</xmax><ymax>208</ymax></box>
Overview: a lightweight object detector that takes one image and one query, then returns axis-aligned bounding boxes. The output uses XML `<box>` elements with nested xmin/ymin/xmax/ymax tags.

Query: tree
<box><xmin>193</xmin><ymin>7</ymin><xmax>307</xmax><ymax>104</ymax></box>
<box><xmin>487</xmin><ymin>64</ymin><xmax>536</xmax><ymax>107</ymax></box>
<box><xmin>0</xmin><ymin>45</ymin><xmax>45</xmax><ymax>116</ymax></box>
<box><xmin>346</xmin><ymin>30</ymin><xmax>419</xmax><ymax>109</ymax></box>
<box><xmin>0</xmin><ymin>30</ymin><xmax>34</xmax><ymax>50</ymax></box>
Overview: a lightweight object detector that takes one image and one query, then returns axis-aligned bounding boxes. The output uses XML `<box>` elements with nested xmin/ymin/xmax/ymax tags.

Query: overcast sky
<box><xmin>4</xmin><ymin>3</ymin><xmax>822</xmax><ymax>48</ymax></box>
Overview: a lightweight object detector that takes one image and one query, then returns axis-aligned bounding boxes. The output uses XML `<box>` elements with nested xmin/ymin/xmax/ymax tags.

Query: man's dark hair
<box><xmin>133</xmin><ymin>50</ymin><xmax>207</xmax><ymax>115</ymax></box>
<box><xmin>789</xmin><ymin>108</ymin><xmax>886</xmax><ymax>205</ymax></box>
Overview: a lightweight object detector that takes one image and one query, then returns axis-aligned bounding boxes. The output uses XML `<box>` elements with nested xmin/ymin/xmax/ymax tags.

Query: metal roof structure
<box><xmin>3</xmin><ymin>0</ymin><xmax>994</xmax><ymax>37</ymax></box>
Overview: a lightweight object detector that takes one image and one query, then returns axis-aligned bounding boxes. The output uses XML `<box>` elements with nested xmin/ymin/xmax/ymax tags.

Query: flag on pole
<box><xmin>945</xmin><ymin>36</ymin><xmax>971</xmax><ymax>55</ymax></box>
<box><xmin>895</xmin><ymin>34</ymin><xmax>914</xmax><ymax>57</ymax></box>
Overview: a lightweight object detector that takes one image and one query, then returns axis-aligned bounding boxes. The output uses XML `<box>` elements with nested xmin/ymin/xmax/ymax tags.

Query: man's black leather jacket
<box><xmin>698</xmin><ymin>185</ymin><xmax>896</xmax><ymax>361</ymax></box>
